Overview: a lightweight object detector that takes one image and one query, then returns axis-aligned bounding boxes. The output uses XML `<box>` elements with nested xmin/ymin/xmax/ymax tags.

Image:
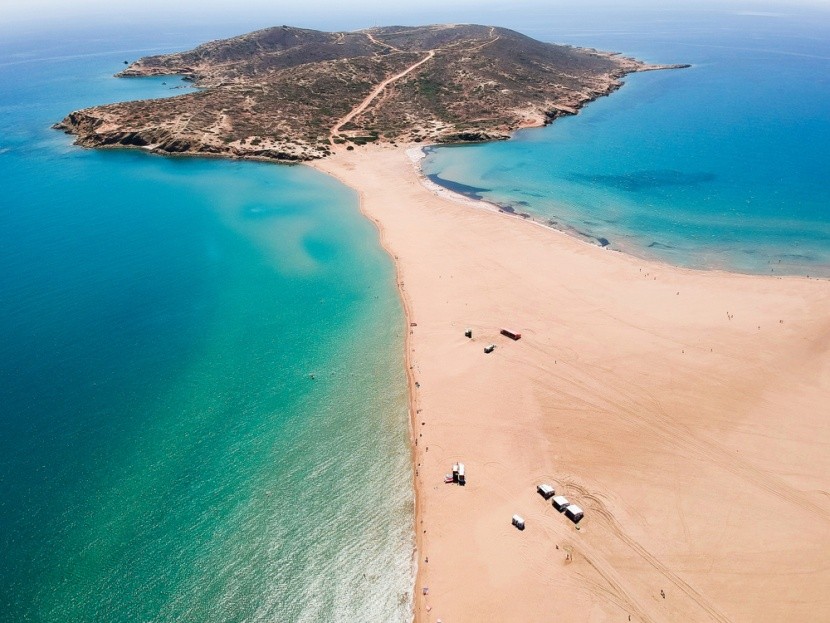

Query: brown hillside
<box><xmin>55</xmin><ymin>24</ymin><xmax>686</xmax><ymax>162</ymax></box>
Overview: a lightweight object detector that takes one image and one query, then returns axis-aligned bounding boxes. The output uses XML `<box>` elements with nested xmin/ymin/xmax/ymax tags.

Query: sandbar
<box><xmin>313</xmin><ymin>143</ymin><xmax>830</xmax><ymax>623</ymax></box>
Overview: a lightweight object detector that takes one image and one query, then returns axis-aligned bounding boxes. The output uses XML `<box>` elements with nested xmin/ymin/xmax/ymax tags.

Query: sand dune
<box><xmin>313</xmin><ymin>144</ymin><xmax>830</xmax><ymax>623</ymax></box>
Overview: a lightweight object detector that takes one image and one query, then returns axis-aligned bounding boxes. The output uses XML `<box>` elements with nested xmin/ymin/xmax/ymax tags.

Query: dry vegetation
<box><xmin>55</xmin><ymin>24</ymin><xmax>685</xmax><ymax>162</ymax></box>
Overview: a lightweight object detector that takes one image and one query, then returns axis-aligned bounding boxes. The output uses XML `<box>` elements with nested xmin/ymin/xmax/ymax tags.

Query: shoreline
<box><xmin>307</xmin><ymin>155</ymin><xmax>427</xmax><ymax>621</ymax></box>
<box><xmin>312</xmin><ymin>143</ymin><xmax>830</xmax><ymax>622</ymax></box>
<box><xmin>410</xmin><ymin>145</ymin><xmax>830</xmax><ymax>281</ymax></box>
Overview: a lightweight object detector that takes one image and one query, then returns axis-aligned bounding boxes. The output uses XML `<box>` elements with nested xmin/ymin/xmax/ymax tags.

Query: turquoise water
<box><xmin>1</xmin><ymin>32</ymin><xmax>412</xmax><ymax>622</ymax></box>
<box><xmin>4</xmin><ymin>6</ymin><xmax>830</xmax><ymax>621</ymax></box>
<box><xmin>422</xmin><ymin>8</ymin><xmax>830</xmax><ymax>276</ymax></box>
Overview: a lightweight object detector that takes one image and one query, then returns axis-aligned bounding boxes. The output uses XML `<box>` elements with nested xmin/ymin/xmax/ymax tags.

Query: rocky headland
<box><xmin>55</xmin><ymin>24</ymin><xmax>687</xmax><ymax>162</ymax></box>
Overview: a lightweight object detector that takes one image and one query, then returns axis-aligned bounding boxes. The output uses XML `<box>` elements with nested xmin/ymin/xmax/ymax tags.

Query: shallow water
<box><xmin>0</xmin><ymin>30</ymin><xmax>413</xmax><ymax>622</ymax></box>
<box><xmin>422</xmin><ymin>7</ymin><xmax>830</xmax><ymax>276</ymax></box>
<box><xmin>4</xmin><ymin>5</ymin><xmax>829</xmax><ymax>621</ymax></box>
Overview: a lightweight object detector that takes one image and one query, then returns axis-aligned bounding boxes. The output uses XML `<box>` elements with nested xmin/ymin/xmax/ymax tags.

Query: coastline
<box><xmin>308</xmin><ymin>153</ymin><xmax>427</xmax><ymax>621</ymax></box>
<box><xmin>53</xmin><ymin>22</ymin><xmax>689</xmax><ymax>171</ymax></box>
<box><xmin>413</xmin><ymin>145</ymin><xmax>830</xmax><ymax>279</ymax></box>
<box><xmin>408</xmin><ymin>145</ymin><xmax>621</xmax><ymax>255</ymax></box>
<box><xmin>315</xmin><ymin>160</ymin><xmax>427</xmax><ymax>619</ymax></box>
<box><xmin>311</xmin><ymin>143</ymin><xmax>830</xmax><ymax>622</ymax></box>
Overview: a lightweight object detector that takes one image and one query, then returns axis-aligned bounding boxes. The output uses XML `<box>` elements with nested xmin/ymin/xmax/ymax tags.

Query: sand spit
<box><xmin>312</xmin><ymin>144</ymin><xmax>830</xmax><ymax>623</ymax></box>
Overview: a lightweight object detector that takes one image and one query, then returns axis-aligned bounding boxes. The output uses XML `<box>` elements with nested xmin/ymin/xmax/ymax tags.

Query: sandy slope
<box><xmin>312</xmin><ymin>144</ymin><xmax>830</xmax><ymax>623</ymax></box>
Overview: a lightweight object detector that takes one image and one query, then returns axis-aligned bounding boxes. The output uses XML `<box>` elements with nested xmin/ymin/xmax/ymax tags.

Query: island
<box><xmin>55</xmin><ymin>24</ymin><xmax>685</xmax><ymax>162</ymax></box>
<box><xmin>54</xmin><ymin>24</ymin><xmax>830</xmax><ymax>623</ymax></box>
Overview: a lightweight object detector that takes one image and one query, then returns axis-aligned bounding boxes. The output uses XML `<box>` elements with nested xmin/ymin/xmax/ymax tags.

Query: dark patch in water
<box><xmin>426</xmin><ymin>173</ymin><xmax>490</xmax><ymax>200</ymax></box>
<box><xmin>568</xmin><ymin>170</ymin><xmax>716</xmax><ymax>192</ymax></box>
<box><xmin>427</xmin><ymin>169</ymin><xmax>614</xmax><ymax>250</ymax></box>
<box><xmin>547</xmin><ymin>219</ymin><xmax>611</xmax><ymax>249</ymax></box>
<box><xmin>648</xmin><ymin>241</ymin><xmax>675</xmax><ymax>250</ymax></box>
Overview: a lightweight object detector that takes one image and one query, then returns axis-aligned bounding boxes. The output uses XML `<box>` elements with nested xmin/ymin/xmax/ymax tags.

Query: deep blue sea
<box><xmin>423</xmin><ymin>6</ymin><xmax>830</xmax><ymax>276</ymax></box>
<box><xmin>0</xmin><ymin>28</ymin><xmax>412</xmax><ymax>623</ymax></box>
<box><xmin>2</xmin><ymin>4</ymin><xmax>829</xmax><ymax>622</ymax></box>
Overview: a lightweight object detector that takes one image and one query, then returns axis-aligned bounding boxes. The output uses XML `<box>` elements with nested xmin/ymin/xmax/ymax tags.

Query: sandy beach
<box><xmin>313</xmin><ymin>144</ymin><xmax>830</xmax><ymax>623</ymax></box>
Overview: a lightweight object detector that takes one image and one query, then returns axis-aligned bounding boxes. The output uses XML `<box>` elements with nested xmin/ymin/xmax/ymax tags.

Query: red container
<box><xmin>500</xmin><ymin>328</ymin><xmax>522</xmax><ymax>340</ymax></box>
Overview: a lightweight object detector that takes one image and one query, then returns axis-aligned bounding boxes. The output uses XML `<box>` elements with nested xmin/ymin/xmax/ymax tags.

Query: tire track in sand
<box><xmin>566</xmin><ymin>481</ymin><xmax>734</xmax><ymax>623</ymax></box>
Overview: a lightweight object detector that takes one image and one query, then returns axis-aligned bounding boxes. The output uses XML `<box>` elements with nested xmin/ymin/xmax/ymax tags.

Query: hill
<box><xmin>55</xmin><ymin>24</ymin><xmax>686</xmax><ymax>162</ymax></box>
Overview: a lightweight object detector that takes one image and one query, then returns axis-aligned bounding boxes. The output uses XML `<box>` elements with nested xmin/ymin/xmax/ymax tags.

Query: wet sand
<box><xmin>312</xmin><ymin>144</ymin><xmax>830</xmax><ymax>623</ymax></box>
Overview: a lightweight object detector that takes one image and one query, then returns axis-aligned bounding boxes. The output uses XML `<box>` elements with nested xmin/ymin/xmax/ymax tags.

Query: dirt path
<box><xmin>470</xmin><ymin>26</ymin><xmax>500</xmax><ymax>51</ymax></box>
<box><xmin>329</xmin><ymin>50</ymin><xmax>435</xmax><ymax>142</ymax></box>
<box><xmin>364</xmin><ymin>31</ymin><xmax>402</xmax><ymax>53</ymax></box>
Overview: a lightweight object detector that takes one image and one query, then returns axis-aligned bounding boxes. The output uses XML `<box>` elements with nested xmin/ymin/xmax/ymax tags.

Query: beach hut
<box><xmin>484</xmin><ymin>344</ymin><xmax>496</xmax><ymax>354</ymax></box>
<box><xmin>464</xmin><ymin>328</ymin><xmax>472</xmax><ymax>338</ymax></box>
<box><xmin>537</xmin><ymin>484</ymin><xmax>555</xmax><ymax>499</ymax></box>
<box><xmin>552</xmin><ymin>495</ymin><xmax>570</xmax><ymax>512</ymax></box>
<box><xmin>565</xmin><ymin>504</ymin><xmax>584</xmax><ymax>524</ymax></box>
<box><xmin>458</xmin><ymin>463</ymin><xmax>466</xmax><ymax>485</ymax></box>
<box><xmin>452</xmin><ymin>463</ymin><xmax>459</xmax><ymax>482</ymax></box>
<box><xmin>500</xmin><ymin>328</ymin><xmax>522</xmax><ymax>340</ymax></box>
<box><xmin>511</xmin><ymin>514</ymin><xmax>526</xmax><ymax>530</ymax></box>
